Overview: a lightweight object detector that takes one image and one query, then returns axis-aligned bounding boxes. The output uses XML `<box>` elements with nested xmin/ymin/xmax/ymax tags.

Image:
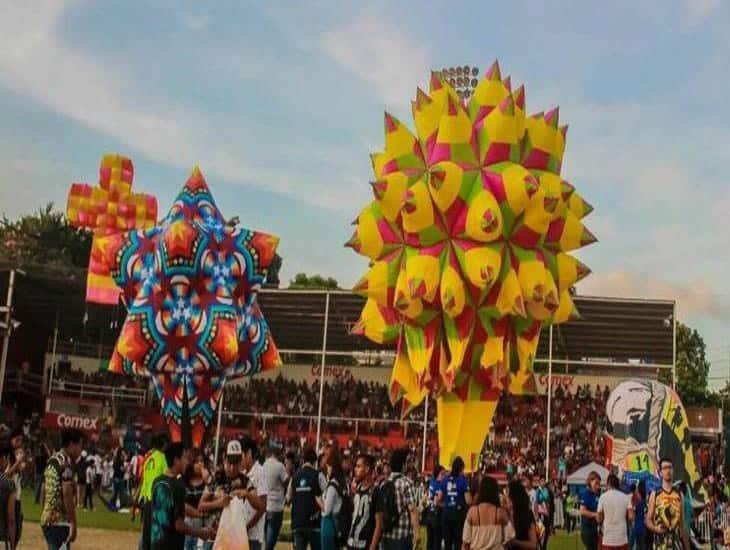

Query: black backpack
<box><xmin>380</xmin><ymin>475</ymin><xmax>401</xmax><ymax>534</ymax></box>
<box><xmin>330</xmin><ymin>479</ymin><xmax>353</xmax><ymax>547</ymax></box>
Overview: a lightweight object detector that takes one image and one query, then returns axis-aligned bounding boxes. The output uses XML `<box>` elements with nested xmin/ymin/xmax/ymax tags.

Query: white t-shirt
<box><xmin>243</xmin><ymin>461</ymin><xmax>268</xmax><ymax>543</ymax></box>
<box><xmin>597</xmin><ymin>489</ymin><xmax>632</xmax><ymax>546</ymax></box>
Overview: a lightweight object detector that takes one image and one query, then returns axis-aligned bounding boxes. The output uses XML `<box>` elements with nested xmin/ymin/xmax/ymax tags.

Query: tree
<box><xmin>0</xmin><ymin>204</ymin><xmax>92</xmax><ymax>270</ymax></box>
<box><xmin>659</xmin><ymin>322</ymin><xmax>712</xmax><ymax>407</ymax></box>
<box><xmin>264</xmin><ymin>254</ymin><xmax>283</xmax><ymax>288</ymax></box>
<box><xmin>288</xmin><ymin>273</ymin><xmax>339</xmax><ymax>290</ymax></box>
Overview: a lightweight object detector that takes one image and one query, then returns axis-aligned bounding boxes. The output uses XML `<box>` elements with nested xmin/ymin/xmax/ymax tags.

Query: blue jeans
<box><xmin>184</xmin><ymin>517</ymin><xmax>213</xmax><ymax>550</ymax></box>
<box><xmin>265</xmin><ymin>511</ymin><xmax>284</xmax><ymax>550</ymax></box>
<box><xmin>321</xmin><ymin>516</ymin><xmax>337</xmax><ymax>550</ymax></box>
<box><xmin>293</xmin><ymin>528</ymin><xmax>321</xmax><ymax>550</ymax></box>
<box><xmin>383</xmin><ymin>537</ymin><xmax>413</xmax><ymax>550</ymax></box>
<box><xmin>42</xmin><ymin>524</ymin><xmax>72</xmax><ymax>550</ymax></box>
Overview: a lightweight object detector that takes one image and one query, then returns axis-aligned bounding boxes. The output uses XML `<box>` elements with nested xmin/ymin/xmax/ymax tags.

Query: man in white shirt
<box><xmin>597</xmin><ymin>473</ymin><xmax>634</xmax><ymax>549</ymax></box>
<box><xmin>262</xmin><ymin>443</ymin><xmax>290</xmax><ymax>550</ymax></box>
<box><xmin>240</xmin><ymin>436</ymin><xmax>268</xmax><ymax>550</ymax></box>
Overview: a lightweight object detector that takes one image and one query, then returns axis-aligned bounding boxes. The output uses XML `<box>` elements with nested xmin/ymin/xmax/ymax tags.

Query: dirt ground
<box><xmin>20</xmin><ymin>522</ymin><xmax>141</xmax><ymax>549</ymax></box>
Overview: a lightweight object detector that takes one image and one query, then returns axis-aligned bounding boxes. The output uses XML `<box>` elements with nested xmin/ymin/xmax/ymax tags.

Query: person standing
<box><xmin>597</xmin><ymin>474</ymin><xmax>633</xmax><ymax>550</ymax></box>
<box><xmin>424</xmin><ymin>466</ymin><xmax>444</xmax><ymax>550</ymax></box>
<box><xmin>631</xmin><ymin>481</ymin><xmax>648</xmax><ymax>550</ymax></box>
<box><xmin>321</xmin><ymin>447</ymin><xmax>345</xmax><ymax>550</ymax></box>
<box><xmin>182</xmin><ymin>450</ymin><xmax>208</xmax><ymax>550</ymax></box>
<box><xmin>347</xmin><ymin>454</ymin><xmax>381</xmax><ymax>550</ymax></box>
<box><xmin>263</xmin><ymin>444</ymin><xmax>289</xmax><ymax>550</ymax></box>
<box><xmin>139</xmin><ymin>433</ymin><xmax>169</xmax><ymax>550</ymax></box>
<box><xmin>34</xmin><ymin>441</ymin><xmax>50</xmax><ymax>505</ymax></box>
<box><xmin>462</xmin><ymin>476</ymin><xmax>509</xmax><ymax>550</ymax></box>
<box><xmin>112</xmin><ymin>448</ymin><xmax>126</xmax><ymax>509</ymax></box>
<box><xmin>289</xmin><ymin>447</ymin><xmax>324</xmax><ymax>550</ymax></box>
<box><xmin>579</xmin><ymin>471</ymin><xmax>601</xmax><ymax>550</ymax></box>
<box><xmin>40</xmin><ymin>428</ymin><xmax>84</xmax><ymax>550</ymax></box>
<box><xmin>646</xmin><ymin>458</ymin><xmax>689</xmax><ymax>550</ymax></box>
<box><xmin>240</xmin><ymin>437</ymin><xmax>268</xmax><ymax>550</ymax></box>
<box><xmin>503</xmin><ymin>480</ymin><xmax>538</xmax><ymax>550</ymax></box>
<box><xmin>438</xmin><ymin>456</ymin><xmax>471</xmax><ymax>550</ymax></box>
<box><xmin>83</xmin><ymin>459</ymin><xmax>94</xmax><ymax>510</ymax></box>
<box><xmin>149</xmin><ymin>443</ymin><xmax>214</xmax><ymax>550</ymax></box>
<box><xmin>377</xmin><ymin>447</ymin><xmax>419</xmax><ymax>550</ymax></box>
<box><xmin>0</xmin><ymin>444</ymin><xmax>18</xmax><ymax>550</ymax></box>
<box><xmin>199</xmin><ymin>440</ymin><xmax>252</xmax><ymax>536</ymax></box>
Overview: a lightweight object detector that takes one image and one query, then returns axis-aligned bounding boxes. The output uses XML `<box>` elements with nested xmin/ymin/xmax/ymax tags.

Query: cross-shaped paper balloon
<box><xmin>66</xmin><ymin>154</ymin><xmax>158</xmax><ymax>304</ymax></box>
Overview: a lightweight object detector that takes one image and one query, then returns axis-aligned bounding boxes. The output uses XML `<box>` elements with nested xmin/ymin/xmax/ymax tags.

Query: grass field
<box><xmin>18</xmin><ymin>493</ymin><xmax>584</xmax><ymax>549</ymax></box>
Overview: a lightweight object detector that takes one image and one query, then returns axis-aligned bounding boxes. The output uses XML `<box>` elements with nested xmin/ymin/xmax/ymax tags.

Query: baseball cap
<box><xmin>226</xmin><ymin>440</ymin><xmax>242</xmax><ymax>457</ymax></box>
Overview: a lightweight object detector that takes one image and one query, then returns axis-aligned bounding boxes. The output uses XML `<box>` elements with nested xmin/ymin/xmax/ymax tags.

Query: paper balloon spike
<box><xmin>97</xmin><ymin>167</ymin><xmax>281</xmax><ymax>446</ymax></box>
<box><xmin>347</xmin><ymin>60</ymin><xmax>596</xmax><ymax>471</ymax></box>
<box><xmin>66</xmin><ymin>154</ymin><xmax>158</xmax><ymax>304</ymax></box>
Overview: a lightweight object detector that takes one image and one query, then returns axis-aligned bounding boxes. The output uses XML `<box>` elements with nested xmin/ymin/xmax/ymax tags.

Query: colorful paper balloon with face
<box><xmin>66</xmin><ymin>154</ymin><xmax>158</xmax><ymax>304</ymax></box>
<box><xmin>606</xmin><ymin>380</ymin><xmax>702</xmax><ymax>496</ymax></box>
<box><xmin>348</xmin><ymin>61</ymin><xmax>596</xmax><ymax>470</ymax></box>
<box><xmin>96</xmin><ymin>167</ymin><xmax>281</xmax><ymax>445</ymax></box>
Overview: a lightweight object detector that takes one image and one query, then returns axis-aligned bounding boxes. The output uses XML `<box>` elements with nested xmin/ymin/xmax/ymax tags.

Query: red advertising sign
<box><xmin>44</xmin><ymin>412</ymin><xmax>100</xmax><ymax>433</ymax></box>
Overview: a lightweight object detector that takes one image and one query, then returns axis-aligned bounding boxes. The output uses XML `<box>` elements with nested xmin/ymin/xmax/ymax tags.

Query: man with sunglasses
<box><xmin>645</xmin><ymin>458</ymin><xmax>689</xmax><ymax>550</ymax></box>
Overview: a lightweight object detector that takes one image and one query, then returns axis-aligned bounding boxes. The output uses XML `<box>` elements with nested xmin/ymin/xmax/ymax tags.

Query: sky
<box><xmin>1</xmin><ymin>0</ymin><xmax>729</xmax><ymax>384</ymax></box>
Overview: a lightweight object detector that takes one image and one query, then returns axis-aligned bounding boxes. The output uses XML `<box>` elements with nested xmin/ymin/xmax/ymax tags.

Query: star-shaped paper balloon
<box><xmin>347</xmin><ymin>61</ymin><xmax>596</xmax><ymax>470</ymax></box>
<box><xmin>97</xmin><ymin>167</ymin><xmax>281</xmax><ymax>445</ymax></box>
<box><xmin>67</xmin><ymin>154</ymin><xmax>158</xmax><ymax>304</ymax></box>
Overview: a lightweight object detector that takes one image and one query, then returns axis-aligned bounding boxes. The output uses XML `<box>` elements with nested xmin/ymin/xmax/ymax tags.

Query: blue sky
<box><xmin>1</xmin><ymin>0</ymin><xmax>729</xmax><ymax>384</ymax></box>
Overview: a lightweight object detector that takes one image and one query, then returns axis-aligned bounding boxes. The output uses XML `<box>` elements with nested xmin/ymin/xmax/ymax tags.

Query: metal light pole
<box><xmin>315</xmin><ymin>292</ymin><xmax>331</xmax><ymax>454</ymax></box>
<box><xmin>0</xmin><ymin>269</ymin><xmax>19</xmax><ymax>404</ymax></box>
<box><xmin>544</xmin><ymin>324</ymin><xmax>554</xmax><ymax>478</ymax></box>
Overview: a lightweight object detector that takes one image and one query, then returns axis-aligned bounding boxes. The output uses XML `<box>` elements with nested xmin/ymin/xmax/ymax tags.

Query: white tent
<box><xmin>567</xmin><ymin>462</ymin><xmax>609</xmax><ymax>487</ymax></box>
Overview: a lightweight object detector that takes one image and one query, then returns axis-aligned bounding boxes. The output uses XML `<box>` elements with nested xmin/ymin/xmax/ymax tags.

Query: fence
<box><xmin>694</xmin><ymin>505</ymin><xmax>730</xmax><ymax>544</ymax></box>
<box><xmin>49</xmin><ymin>379</ymin><xmax>147</xmax><ymax>406</ymax></box>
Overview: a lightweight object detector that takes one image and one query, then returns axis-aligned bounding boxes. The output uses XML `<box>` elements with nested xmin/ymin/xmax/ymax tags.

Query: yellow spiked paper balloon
<box><xmin>348</xmin><ymin>60</ymin><xmax>596</xmax><ymax>470</ymax></box>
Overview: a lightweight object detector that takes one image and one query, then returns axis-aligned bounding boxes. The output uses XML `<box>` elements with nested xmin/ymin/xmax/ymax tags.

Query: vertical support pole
<box><xmin>422</xmin><ymin>396</ymin><xmax>429</xmax><ymax>473</ymax></box>
<box><xmin>545</xmin><ymin>324</ymin><xmax>554</xmax><ymax>478</ymax></box>
<box><xmin>46</xmin><ymin>317</ymin><xmax>59</xmax><ymax>395</ymax></box>
<box><xmin>0</xmin><ymin>270</ymin><xmax>17</xmax><ymax>404</ymax></box>
<box><xmin>315</xmin><ymin>292</ymin><xmax>331</xmax><ymax>454</ymax></box>
<box><xmin>672</xmin><ymin>303</ymin><xmax>677</xmax><ymax>390</ymax></box>
<box><xmin>213</xmin><ymin>387</ymin><xmax>225</xmax><ymax>468</ymax></box>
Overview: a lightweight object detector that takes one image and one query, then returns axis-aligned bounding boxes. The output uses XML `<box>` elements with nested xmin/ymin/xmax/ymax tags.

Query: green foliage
<box><xmin>288</xmin><ymin>272</ymin><xmax>339</xmax><ymax>290</ymax></box>
<box><xmin>659</xmin><ymin>322</ymin><xmax>713</xmax><ymax>407</ymax></box>
<box><xmin>0</xmin><ymin>203</ymin><xmax>92</xmax><ymax>270</ymax></box>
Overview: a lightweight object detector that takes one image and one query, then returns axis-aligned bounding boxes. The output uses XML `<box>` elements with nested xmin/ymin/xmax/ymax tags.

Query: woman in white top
<box><xmin>321</xmin><ymin>447</ymin><xmax>344</xmax><ymax>550</ymax></box>
<box><xmin>463</xmin><ymin>476</ymin><xmax>510</xmax><ymax>550</ymax></box>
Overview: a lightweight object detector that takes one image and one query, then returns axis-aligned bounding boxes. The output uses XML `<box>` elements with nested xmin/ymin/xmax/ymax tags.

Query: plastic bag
<box><xmin>213</xmin><ymin>497</ymin><xmax>250</xmax><ymax>550</ymax></box>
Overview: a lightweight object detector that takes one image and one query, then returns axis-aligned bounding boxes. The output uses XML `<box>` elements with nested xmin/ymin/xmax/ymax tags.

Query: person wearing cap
<box><xmin>199</xmin><ymin>440</ymin><xmax>261</xmax><ymax>544</ymax></box>
<box><xmin>240</xmin><ymin>437</ymin><xmax>267</xmax><ymax>550</ymax></box>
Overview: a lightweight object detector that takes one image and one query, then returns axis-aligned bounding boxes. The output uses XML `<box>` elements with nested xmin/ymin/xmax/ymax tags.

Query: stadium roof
<box><xmin>0</xmin><ymin>267</ymin><xmax>675</xmax><ymax>367</ymax></box>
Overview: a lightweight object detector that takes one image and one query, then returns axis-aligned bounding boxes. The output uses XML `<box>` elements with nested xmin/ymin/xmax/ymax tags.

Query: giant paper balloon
<box><xmin>606</xmin><ymin>380</ymin><xmax>702</xmax><ymax>494</ymax></box>
<box><xmin>67</xmin><ymin>154</ymin><xmax>158</xmax><ymax>304</ymax></box>
<box><xmin>96</xmin><ymin>167</ymin><xmax>281</xmax><ymax>445</ymax></box>
<box><xmin>348</xmin><ymin>61</ymin><xmax>596</xmax><ymax>470</ymax></box>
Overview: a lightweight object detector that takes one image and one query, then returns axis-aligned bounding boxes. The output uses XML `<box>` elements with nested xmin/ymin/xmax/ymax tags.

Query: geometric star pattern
<box><xmin>96</xmin><ymin>167</ymin><xmax>281</xmax><ymax>446</ymax></box>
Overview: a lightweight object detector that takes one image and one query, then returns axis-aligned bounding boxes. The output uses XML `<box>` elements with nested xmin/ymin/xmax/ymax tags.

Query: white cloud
<box><xmin>580</xmin><ymin>270</ymin><xmax>730</xmax><ymax>321</ymax></box>
<box><xmin>685</xmin><ymin>0</ymin><xmax>721</xmax><ymax>22</ymax></box>
<box><xmin>321</xmin><ymin>13</ymin><xmax>430</xmax><ymax>108</ymax></box>
<box><xmin>180</xmin><ymin>13</ymin><xmax>210</xmax><ymax>31</ymax></box>
<box><xmin>0</xmin><ymin>1</ymin><xmax>352</xmax><ymax>211</ymax></box>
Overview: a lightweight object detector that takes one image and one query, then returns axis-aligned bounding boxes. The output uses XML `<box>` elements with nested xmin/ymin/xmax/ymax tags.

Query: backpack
<box><xmin>330</xmin><ymin>479</ymin><xmax>353</xmax><ymax>547</ymax></box>
<box><xmin>380</xmin><ymin>475</ymin><xmax>401</xmax><ymax>534</ymax></box>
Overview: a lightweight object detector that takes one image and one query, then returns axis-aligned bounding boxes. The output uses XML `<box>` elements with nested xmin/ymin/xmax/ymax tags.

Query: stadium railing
<box><xmin>49</xmin><ymin>379</ymin><xmax>147</xmax><ymax>405</ymax></box>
